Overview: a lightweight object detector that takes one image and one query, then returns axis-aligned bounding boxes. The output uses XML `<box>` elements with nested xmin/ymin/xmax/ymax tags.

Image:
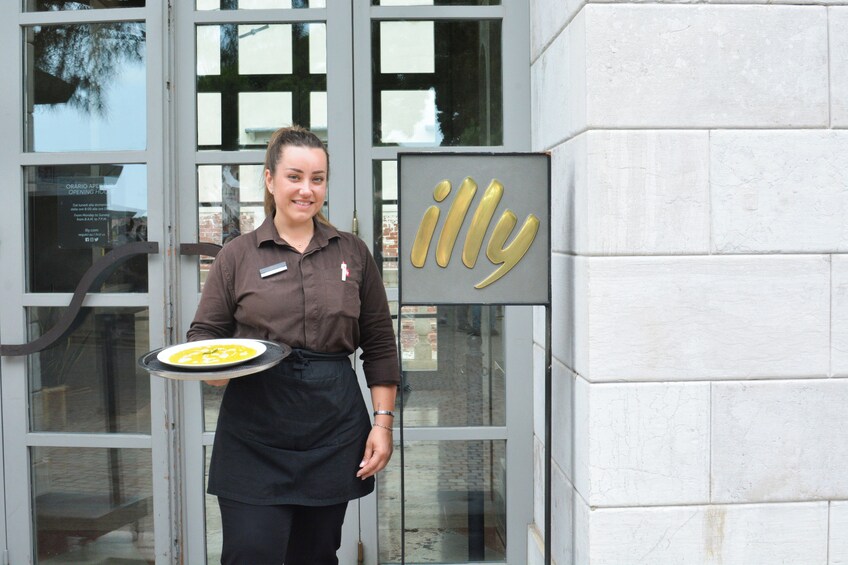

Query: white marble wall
<box><xmin>530</xmin><ymin>0</ymin><xmax>847</xmax><ymax>562</ymax></box>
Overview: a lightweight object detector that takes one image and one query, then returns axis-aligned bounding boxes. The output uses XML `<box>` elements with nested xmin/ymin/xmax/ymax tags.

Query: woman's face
<box><xmin>266</xmin><ymin>145</ymin><xmax>328</xmax><ymax>229</ymax></box>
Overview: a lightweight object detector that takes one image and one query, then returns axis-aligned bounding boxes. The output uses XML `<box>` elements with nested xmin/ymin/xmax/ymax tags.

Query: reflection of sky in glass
<box><xmin>381</xmin><ymin>89</ymin><xmax>443</xmax><ymax>146</ymax></box>
<box><xmin>107</xmin><ymin>165</ymin><xmax>147</xmax><ymax>217</ymax></box>
<box><xmin>33</xmin><ymin>62</ymin><xmax>146</xmax><ymax>152</ymax></box>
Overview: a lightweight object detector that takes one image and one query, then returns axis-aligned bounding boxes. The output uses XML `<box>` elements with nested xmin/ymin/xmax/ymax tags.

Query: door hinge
<box><xmin>357</xmin><ymin>540</ymin><xmax>364</xmax><ymax>565</ymax></box>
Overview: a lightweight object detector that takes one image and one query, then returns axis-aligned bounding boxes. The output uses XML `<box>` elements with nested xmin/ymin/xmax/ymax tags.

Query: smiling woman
<box><xmin>188</xmin><ymin>126</ymin><xmax>400</xmax><ymax>564</ymax></box>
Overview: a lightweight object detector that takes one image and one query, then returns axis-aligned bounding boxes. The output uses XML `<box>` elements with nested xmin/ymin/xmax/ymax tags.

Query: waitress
<box><xmin>187</xmin><ymin>125</ymin><xmax>399</xmax><ymax>565</ymax></box>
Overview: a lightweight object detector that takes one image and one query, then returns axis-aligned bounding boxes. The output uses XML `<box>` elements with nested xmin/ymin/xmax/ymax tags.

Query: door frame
<box><xmin>0</xmin><ymin>2</ymin><xmax>177</xmax><ymax>563</ymax></box>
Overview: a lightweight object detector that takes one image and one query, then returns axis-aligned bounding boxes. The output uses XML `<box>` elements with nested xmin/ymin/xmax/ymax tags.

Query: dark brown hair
<box><xmin>263</xmin><ymin>125</ymin><xmax>330</xmax><ymax>224</ymax></box>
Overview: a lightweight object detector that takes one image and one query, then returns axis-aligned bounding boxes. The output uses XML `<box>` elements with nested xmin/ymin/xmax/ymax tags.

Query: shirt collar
<box><xmin>254</xmin><ymin>215</ymin><xmax>341</xmax><ymax>249</ymax></box>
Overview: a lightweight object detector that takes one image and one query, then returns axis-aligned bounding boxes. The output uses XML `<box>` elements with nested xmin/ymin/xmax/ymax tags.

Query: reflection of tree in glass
<box><xmin>433</xmin><ymin>21</ymin><xmax>502</xmax><ymax>146</ymax></box>
<box><xmin>33</xmin><ymin>21</ymin><xmax>144</xmax><ymax>116</ymax></box>
<box><xmin>33</xmin><ymin>0</ymin><xmax>145</xmax><ymax>9</ymax></box>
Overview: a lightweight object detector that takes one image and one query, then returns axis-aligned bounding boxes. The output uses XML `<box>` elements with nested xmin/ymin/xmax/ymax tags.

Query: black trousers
<box><xmin>218</xmin><ymin>497</ymin><xmax>348</xmax><ymax>565</ymax></box>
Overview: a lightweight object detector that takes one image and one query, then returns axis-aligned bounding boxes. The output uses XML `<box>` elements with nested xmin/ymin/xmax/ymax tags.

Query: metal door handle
<box><xmin>0</xmin><ymin>242</ymin><xmax>159</xmax><ymax>356</ymax></box>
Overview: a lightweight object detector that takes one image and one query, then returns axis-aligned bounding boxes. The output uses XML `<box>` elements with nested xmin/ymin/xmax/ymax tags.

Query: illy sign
<box><xmin>399</xmin><ymin>153</ymin><xmax>550</xmax><ymax>305</ymax></box>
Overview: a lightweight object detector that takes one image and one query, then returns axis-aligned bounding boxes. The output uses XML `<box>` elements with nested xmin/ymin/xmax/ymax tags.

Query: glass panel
<box><xmin>239</xmin><ymin>24</ymin><xmax>293</xmax><ymax>75</ymax></box>
<box><xmin>24</xmin><ymin>22</ymin><xmax>146</xmax><ymax>152</ymax></box>
<box><xmin>197</xmin><ymin>163</ymin><xmax>265</xmax><ymax>287</ymax></box>
<box><xmin>27</xmin><ymin>307</ymin><xmax>151</xmax><ymax>434</ymax></box>
<box><xmin>196</xmin><ymin>23</ymin><xmax>327</xmax><ymax>151</ymax></box>
<box><xmin>400</xmin><ymin>305</ymin><xmax>504</xmax><ymax>427</ymax></box>
<box><xmin>380</xmin><ymin>22</ymin><xmax>434</xmax><ymax>74</ymax></box>
<box><xmin>197</xmin><ymin>0</ymin><xmax>326</xmax><ymax>9</ymax></box>
<box><xmin>197</xmin><ymin>164</ymin><xmax>264</xmax><ymax>428</ymax></box>
<box><xmin>25</xmin><ymin>165</ymin><xmax>149</xmax><ymax>293</ymax></box>
<box><xmin>373</xmin><ymin>20</ymin><xmax>502</xmax><ymax>147</ymax></box>
<box><xmin>205</xmin><ymin>447</ymin><xmax>223</xmax><ymax>564</ymax></box>
<box><xmin>375</xmin><ymin>0</ymin><xmax>499</xmax><ymax>4</ymax></box>
<box><xmin>379</xmin><ymin>440</ymin><xmax>507</xmax><ymax>563</ymax></box>
<box><xmin>32</xmin><ymin>447</ymin><xmax>153</xmax><ymax>563</ymax></box>
<box><xmin>25</xmin><ymin>0</ymin><xmax>146</xmax><ymax>10</ymax></box>
<box><xmin>373</xmin><ymin>161</ymin><xmax>398</xmax><ymax>288</ymax></box>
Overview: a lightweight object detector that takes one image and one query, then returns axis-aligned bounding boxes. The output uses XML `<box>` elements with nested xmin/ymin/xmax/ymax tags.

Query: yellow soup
<box><xmin>169</xmin><ymin>343</ymin><xmax>257</xmax><ymax>366</ymax></box>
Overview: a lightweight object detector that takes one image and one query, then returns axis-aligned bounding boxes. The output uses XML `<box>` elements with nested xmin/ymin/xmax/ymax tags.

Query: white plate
<box><xmin>157</xmin><ymin>339</ymin><xmax>266</xmax><ymax>370</ymax></box>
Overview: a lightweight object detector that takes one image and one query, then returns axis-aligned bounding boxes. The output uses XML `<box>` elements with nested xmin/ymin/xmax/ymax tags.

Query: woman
<box><xmin>187</xmin><ymin>125</ymin><xmax>399</xmax><ymax>564</ymax></box>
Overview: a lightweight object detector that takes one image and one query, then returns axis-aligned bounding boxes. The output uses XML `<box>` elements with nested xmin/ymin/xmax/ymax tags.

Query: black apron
<box><xmin>208</xmin><ymin>349</ymin><xmax>374</xmax><ymax>506</ymax></box>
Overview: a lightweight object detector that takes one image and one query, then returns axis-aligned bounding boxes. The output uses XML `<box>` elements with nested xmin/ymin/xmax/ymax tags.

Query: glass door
<box><xmin>1</xmin><ymin>1</ymin><xmax>172</xmax><ymax>563</ymax></box>
<box><xmin>354</xmin><ymin>2</ymin><xmax>533</xmax><ymax>563</ymax></box>
<box><xmin>0</xmin><ymin>0</ymin><xmax>532</xmax><ymax>563</ymax></box>
<box><xmin>172</xmin><ymin>1</ymin><xmax>359</xmax><ymax>562</ymax></box>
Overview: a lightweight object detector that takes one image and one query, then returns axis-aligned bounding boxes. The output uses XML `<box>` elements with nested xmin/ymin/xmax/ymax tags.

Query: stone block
<box><xmin>552</xmin><ymin>458</ymin><xmax>574</xmax><ymax>565</ymax></box>
<box><xmin>532</xmin><ymin>9</ymin><xmax>586</xmax><ymax>150</ymax></box>
<box><xmin>583</xmin><ymin>255</ymin><xmax>830</xmax><ymax>381</ymax></box>
<box><xmin>534</xmin><ymin>399</ymin><xmax>576</xmax><ymax>563</ymax></box>
<box><xmin>712</xmin><ymin>379</ymin><xmax>848</xmax><ymax>502</ymax></box>
<box><xmin>584</xmin><ymin>5</ymin><xmax>829</xmax><ymax>127</ymax></box>
<box><xmin>551</xmin><ymin>135</ymin><xmax>582</xmax><ymax>254</ymax></box>
<box><xmin>552</xmin><ymin>360</ymin><xmax>574</xmax><ymax>482</ymax></box>
<box><xmin>527</xmin><ymin>525</ymin><xmax>545</xmax><ymax>565</ymax></box>
<box><xmin>832</xmin><ymin>501</ymin><xmax>848</xmax><ymax>565</ymax></box>
<box><xmin>533</xmin><ymin>344</ymin><xmax>545</xmax><ymax>442</ymax></box>
<box><xmin>575</xmin><ymin>379</ymin><xmax>710</xmax><ymax>506</ymax></box>
<box><xmin>533</xmin><ymin>437</ymin><xmax>545</xmax><ymax>545</ymax></box>
<box><xmin>530</xmin><ymin>0</ymin><xmax>584</xmax><ymax>62</ymax></box>
<box><xmin>712</xmin><ymin>130</ymin><xmax>848</xmax><ymax>252</ymax></box>
<box><xmin>551</xmin><ymin>253</ymin><xmax>575</xmax><ymax>370</ymax></box>
<box><xmin>574</xmin><ymin>493</ymin><xmax>590</xmax><ymax>565</ymax></box>
<box><xmin>833</xmin><ymin>255</ymin><xmax>848</xmax><ymax>375</ymax></box>
<box><xmin>586</xmin><ymin>502</ymin><xmax>828</xmax><ymax>564</ymax></box>
<box><xmin>581</xmin><ymin>130</ymin><xmax>710</xmax><ymax>254</ymax></box>
<box><xmin>833</xmin><ymin>8</ymin><xmax>848</xmax><ymax>126</ymax></box>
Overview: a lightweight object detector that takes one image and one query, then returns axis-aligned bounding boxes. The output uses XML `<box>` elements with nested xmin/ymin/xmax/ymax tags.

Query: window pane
<box><xmin>196</xmin><ymin>164</ymin><xmax>265</xmax><ymax>296</ymax></box>
<box><xmin>375</xmin><ymin>0</ymin><xmax>499</xmax><ymax>4</ymax></box>
<box><xmin>25</xmin><ymin>0</ymin><xmax>146</xmax><ymax>10</ymax></box>
<box><xmin>197</xmin><ymin>0</ymin><xmax>325</xmax><ymax>9</ymax></box>
<box><xmin>373</xmin><ymin>161</ymin><xmax>398</xmax><ymax>288</ymax></box>
<box><xmin>379</xmin><ymin>440</ymin><xmax>507</xmax><ymax>562</ymax></box>
<box><xmin>205</xmin><ymin>447</ymin><xmax>223</xmax><ymax>564</ymax></box>
<box><xmin>400</xmin><ymin>305</ymin><xmax>505</xmax><ymax>426</ymax></box>
<box><xmin>196</xmin><ymin>164</ymin><xmax>263</xmax><ymax>428</ymax></box>
<box><xmin>373</xmin><ymin>19</ymin><xmax>502</xmax><ymax>147</ymax></box>
<box><xmin>24</xmin><ymin>23</ymin><xmax>146</xmax><ymax>152</ymax></box>
<box><xmin>32</xmin><ymin>447</ymin><xmax>153</xmax><ymax>563</ymax></box>
<box><xmin>27</xmin><ymin>307</ymin><xmax>151</xmax><ymax>434</ymax></box>
<box><xmin>196</xmin><ymin>23</ymin><xmax>327</xmax><ymax>151</ymax></box>
<box><xmin>380</xmin><ymin>22</ymin><xmax>434</xmax><ymax>74</ymax></box>
<box><xmin>25</xmin><ymin>165</ymin><xmax>149</xmax><ymax>293</ymax></box>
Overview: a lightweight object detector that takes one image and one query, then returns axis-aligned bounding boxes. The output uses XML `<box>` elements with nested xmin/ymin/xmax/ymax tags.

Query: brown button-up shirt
<box><xmin>187</xmin><ymin>216</ymin><xmax>400</xmax><ymax>387</ymax></box>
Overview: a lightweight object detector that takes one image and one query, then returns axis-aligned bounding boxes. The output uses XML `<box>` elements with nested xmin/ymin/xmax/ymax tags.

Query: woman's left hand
<box><xmin>356</xmin><ymin>425</ymin><xmax>394</xmax><ymax>479</ymax></box>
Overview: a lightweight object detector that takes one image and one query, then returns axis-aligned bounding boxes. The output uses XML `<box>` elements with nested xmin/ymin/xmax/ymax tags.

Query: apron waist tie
<box><xmin>284</xmin><ymin>348</ymin><xmax>352</xmax><ymax>370</ymax></box>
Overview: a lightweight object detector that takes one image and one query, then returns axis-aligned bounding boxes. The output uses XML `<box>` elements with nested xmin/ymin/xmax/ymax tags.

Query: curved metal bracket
<box><xmin>0</xmin><ymin>241</ymin><xmax>160</xmax><ymax>357</ymax></box>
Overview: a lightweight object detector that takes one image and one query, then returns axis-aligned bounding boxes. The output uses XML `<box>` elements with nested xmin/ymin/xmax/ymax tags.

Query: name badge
<box><xmin>260</xmin><ymin>261</ymin><xmax>288</xmax><ymax>278</ymax></box>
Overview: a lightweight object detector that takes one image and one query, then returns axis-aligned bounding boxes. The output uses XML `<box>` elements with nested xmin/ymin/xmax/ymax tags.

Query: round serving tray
<box><xmin>139</xmin><ymin>340</ymin><xmax>291</xmax><ymax>381</ymax></box>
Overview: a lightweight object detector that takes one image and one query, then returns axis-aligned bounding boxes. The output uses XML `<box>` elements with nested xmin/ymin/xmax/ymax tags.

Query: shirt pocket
<box><xmin>322</xmin><ymin>270</ymin><xmax>361</xmax><ymax>320</ymax></box>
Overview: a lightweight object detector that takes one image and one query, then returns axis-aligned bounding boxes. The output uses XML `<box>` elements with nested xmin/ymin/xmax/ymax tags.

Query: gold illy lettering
<box><xmin>410</xmin><ymin>177</ymin><xmax>540</xmax><ymax>289</ymax></box>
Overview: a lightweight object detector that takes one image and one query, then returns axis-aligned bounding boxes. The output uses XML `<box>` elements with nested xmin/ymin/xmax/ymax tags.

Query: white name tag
<box><xmin>260</xmin><ymin>261</ymin><xmax>288</xmax><ymax>278</ymax></box>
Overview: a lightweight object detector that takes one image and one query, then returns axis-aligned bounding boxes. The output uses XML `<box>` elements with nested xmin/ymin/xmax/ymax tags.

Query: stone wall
<box><xmin>530</xmin><ymin>1</ymin><xmax>848</xmax><ymax>563</ymax></box>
